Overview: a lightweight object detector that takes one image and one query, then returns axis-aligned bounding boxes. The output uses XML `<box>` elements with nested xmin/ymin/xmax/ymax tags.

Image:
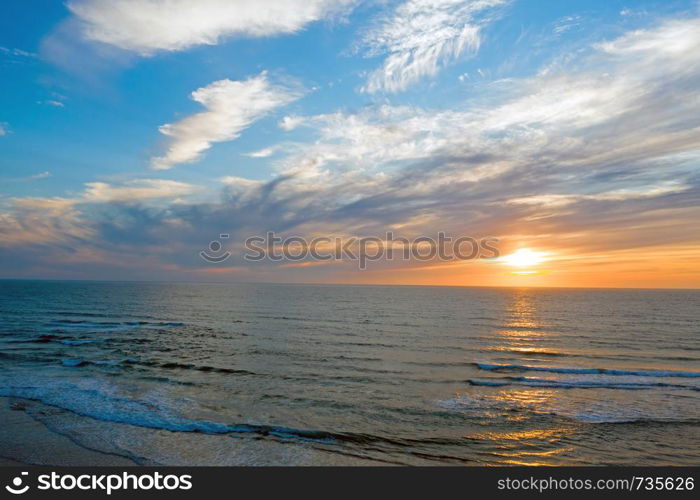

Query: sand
<box><xmin>0</xmin><ymin>397</ymin><xmax>135</xmax><ymax>466</ymax></box>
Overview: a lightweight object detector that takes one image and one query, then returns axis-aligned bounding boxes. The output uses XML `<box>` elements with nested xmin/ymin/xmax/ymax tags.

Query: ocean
<box><xmin>0</xmin><ymin>280</ymin><xmax>698</xmax><ymax>465</ymax></box>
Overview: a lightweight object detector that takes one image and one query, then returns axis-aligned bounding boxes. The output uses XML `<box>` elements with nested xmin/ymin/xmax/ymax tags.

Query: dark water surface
<box><xmin>1</xmin><ymin>280</ymin><xmax>698</xmax><ymax>465</ymax></box>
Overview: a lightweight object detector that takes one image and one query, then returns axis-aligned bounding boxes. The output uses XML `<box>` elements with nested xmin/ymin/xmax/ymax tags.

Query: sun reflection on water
<box><xmin>464</xmin><ymin>291</ymin><xmax>578</xmax><ymax>464</ymax></box>
<box><xmin>493</xmin><ymin>291</ymin><xmax>553</xmax><ymax>349</ymax></box>
<box><xmin>464</xmin><ymin>426</ymin><xmax>575</xmax><ymax>465</ymax></box>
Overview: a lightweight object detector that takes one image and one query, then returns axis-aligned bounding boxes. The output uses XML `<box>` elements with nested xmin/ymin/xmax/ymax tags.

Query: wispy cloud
<box><xmin>224</xmin><ymin>14</ymin><xmax>700</xmax><ymax>255</ymax></box>
<box><xmin>361</xmin><ymin>0</ymin><xmax>508</xmax><ymax>93</ymax></box>
<box><xmin>82</xmin><ymin>179</ymin><xmax>199</xmax><ymax>202</ymax></box>
<box><xmin>152</xmin><ymin>72</ymin><xmax>300</xmax><ymax>170</ymax></box>
<box><xmin>2</xmin><ymin>12</ymin><xmax>700</xmax><ymax>284</ymax></box>
<box><xmin>0</xmin><ymin>46</ymin><xmax>37</xmax><ymax>58</ymax></box>
<box><xmin>244</xmin><ymin>147</ymin><xmax>276</xmax><ymax>158</ymax></box>
<box><xmin>0</xmin><ymin>171</ymin><xmax>52</xmax><ymax>183</ymax></box>
<box><xmin>0</xmin><ymin>197</ymin><xmax>91</xmax><ymax>247</ymax></box>
<box><xmin>508</xmin><ymin>183</ymin><xmax>692</xmax><ymax>208</ymax></box>
<box><xmin>67</xmin><ymin>0</ymin><xmax>356</xmax><ymax>55</ymax></box>
<box><xmin>553</xmin><ymin>15</ymin><xmax>583</xmax><ymax>35</ymax></box>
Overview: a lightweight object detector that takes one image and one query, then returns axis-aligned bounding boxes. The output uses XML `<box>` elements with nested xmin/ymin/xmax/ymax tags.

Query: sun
<box><xmin>500</xmin><ymin>248</ymin><xmax>547</xmax><ymax>267</ymax></box>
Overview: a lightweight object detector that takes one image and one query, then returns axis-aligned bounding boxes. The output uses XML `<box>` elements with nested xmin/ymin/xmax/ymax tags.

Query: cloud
<box><xmin>0</xmin><ymin>197</ymin><xmax>91</xmax><ymax>247</ymax></box>
<box><xmin>220</xmin><ymin>176</ymin><xmax>264</xmax><ymax>187</ymax></box>
<box><xmin>66</xmin><ymin>0</ymin><xmax>355</xmax><ymax>55</ymax></box>
<box><xmin>152</xmin><ymin>73</ymin><xmax>300</xmax><ymax>170</ymax></box>
<box><xmin>508</xmin><ymin>183</ymin><xmax>692</xmax><ymax>209</ymax></box>
<box><xmin>0</xmin><ymin>123</ymin><xmax>7</xmax><ymax>136</ymax></box>
<box><xmin>0</xmin><ymin>46</ymin><xmax>37</xmax><ymax>58</ymax></box>
<box><xmin>36</xmin><ymin>97</ymin><xmax>67</xmax><ymax>108</ymax></box>
<box><xmin>268</xmin><ymin>105</ymin><xmax>478</xmax><ymax>177</ymax></box>
<box><xmin>244</xmin><ymin>147</ymin><xmax>276</xmax><ymax>158</ymax></box>
<box><xmin>3</xmin><ymin>13</ymin><xmax>700</xmax><ymax>284</ymax></box>
<box><xmin>279</xmin><ymin>115</ymin><xmax>304</xmax><ymax>131</ymax></box>
<box><xmin>361</xmin><ymin>0</ymin><xmax>508</xmax><ymax>93</ymax></box>
<box><xmin>232</xmin><ymin>14</ymin><xmax>700</xmax><ymax>253</ymax></box>
<box><xmin>596</xmin><ymin>17</ymin><xmax>700</xmax><ymax>57</ymax></box>
<box><xmin>82</xmin><ymin>179</ymin><xmax>198</xmax><ymax>202</ymax></box>
<box><xmin>553</xmin><ymin>15</ymin><xmax>582</xmax><ymax>35</ymax></box>
<box><xmin>0</xmin><ymin>171</ymin><xmax>52</xmax><ymax>183</ymax></box>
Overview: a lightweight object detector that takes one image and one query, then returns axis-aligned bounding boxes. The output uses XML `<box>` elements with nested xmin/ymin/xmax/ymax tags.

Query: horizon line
<box><xmin>1</xmin><ymin>277</ymin><xmax>698</xmax><ymax>291</ymax></box>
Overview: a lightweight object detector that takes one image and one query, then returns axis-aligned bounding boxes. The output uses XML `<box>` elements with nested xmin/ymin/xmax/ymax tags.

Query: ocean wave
<box><xmin>5</xmin><ymin>334</ymin><xmax>62</xmax><ymax>344</ymax></box>
<box><xmin>47</xmin><ymin>320</ymin><xmax>184</xmax><ymax>333</ymax></box>
<box><xmin>61</xmin><ymin>359</ymin><xmax>125</xmax><ymax>368</ymax></box>
<box><xmin>59</xmin><ymin>339</ymin><xmax>103</xmax><ymax>346</ymax></box>
<box><xmin>61</xmin><ymin>359</ymin><xmax>90</xmax><ymax>367</ymax></box>
<box><xmin>467</xmin><ymin>380</ymin><xmax>510</xmax><ymax>387</ymax></box>
<box><xmin>467</xmin><ymin>377</ymin><xmax>698</xmax><ymax>390</ymax></box>
<box><xmin>0</xmin><ymin>351</ymin><xmax>56</xmax><ymax>363</ymax></box>
<box><xmin>0</xmin><ymin>377</ymin><xmax>468</xmax><ymax>455</ymax></box>
<box><xmin>50</xmin><ymin>311</ymin><xmax>110</xmax><ymax>317</ymax></box>
<box><xmin>438</xmin><ymin>394</ymin><xmax>700</xmax><ymax>424</ymax></box>
<box><xmin>483</xmin><ymin>347</ymin><xmax>570</xmax><ymax>357</ymax></box>
<box><xmin>123</xmin><ymin>359</ymin><xmax>257</xmax><ymax>376</ymax></box>
<box><xmin>0</xmin><ymin>379</ymin><xmax>341</xmax><ymax>446</ymax></box>
<box><xmin>5</xmin><ymin>335</ymin><xmax>110</xmax><ymax>347</ymax></box>
<box><xmin>474</xmin><ymin>362</ymin><xmax>700</xmax><ymax>378</ymax></box>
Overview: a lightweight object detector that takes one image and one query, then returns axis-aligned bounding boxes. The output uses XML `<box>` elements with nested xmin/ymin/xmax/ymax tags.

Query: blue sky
<box><xmin>1</xmin><ymin>0</ymin><xmax>699</xmax><ymax>287</ymax></box>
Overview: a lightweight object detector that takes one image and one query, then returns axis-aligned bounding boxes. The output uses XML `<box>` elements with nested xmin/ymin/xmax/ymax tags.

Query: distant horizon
<box><xmin>2</xmin><ymin>276</ymin><xmax>698</xmax><ymax>291</ymax></box>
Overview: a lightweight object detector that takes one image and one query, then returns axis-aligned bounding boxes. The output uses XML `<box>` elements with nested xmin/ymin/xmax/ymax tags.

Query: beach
<box><xmin>0</xmin><ymin>396</ymin><xmax>378</xmax><ymax>466</ymax></box>
<box><xmin>0</xmin><ymin>396</ymin><xmax>134</xmax><ymax>466</ymax></box>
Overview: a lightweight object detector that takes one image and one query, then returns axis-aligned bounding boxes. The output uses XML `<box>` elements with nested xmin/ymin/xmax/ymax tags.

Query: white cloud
<box><xmin>152</xmin><ymin>72</ymin><xmax>300</xmax><ymax>170</ymax></box>
<box><xmin>279</xmin><ymin>115</ymin><xmax>304</xmax><ymax>131</ymax></box>
<box><xmin>82</xmin><ymin>179</ymin><xmax>198</xmax><ymax>202</ymax></box>
<box><xmin>553</xmin><ymin>15</ymin><xmax>582</xmax><ymax>35</ymax></box>
<box><xmin>274</xmin><ymin>105</ymin><xmax>469</xmax><ymax>175</ymax></box>
<box><xmin>597</xmin><ymin>17</ymin><xmax>700</xmax><ymax>57</ymax></box>
<box><xmin>260</xmin><ymin>15</ymin><xmax>700</xmax><ymax>209</ymax></box>
<box><xmin>361</xmin><ymin>0</ymin><xmax>507</xmax><ymax>93</ymax></box>
<box><xmin>509</xmin><ymin>183</ymin><xmax>691</xmax><ymax>208</ymax></box>
<box><xmin>220</xmin><ymin>175</ymin><xmax>263</xmax><ymax>186</ymax></box>
<box><xmin>0</xmin><ymin>123</ymin><xmax>7</xmax><ymax>136</ymax></box>
<box><xmin>0</xmin><ymin>46</ymin><xmax>37</xmax><ymax>58</ymax></box>
<box><xmin>67</xmin><ymin>0</ymin><xmax>355</xmax><ymax>55</ymax></box>
<box><xmin>245</xmin><ymin>147</ymin><xmax>276</xmax><ymax>158</ymax></box>
<box><xmin>30</xmin><ymin>171</ymin><xmax>52</xmax><ymax>180</ymax></box>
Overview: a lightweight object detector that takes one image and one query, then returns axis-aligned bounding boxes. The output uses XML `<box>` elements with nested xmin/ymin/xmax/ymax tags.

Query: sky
<box><xmin>1</xmin><ymin>0</ymin><xmax>699</xmax><ymax>288</ymax></box>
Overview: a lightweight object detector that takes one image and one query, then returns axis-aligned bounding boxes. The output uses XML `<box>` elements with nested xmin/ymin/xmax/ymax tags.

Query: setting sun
<box><xmin>500</xmin><ymin>249</ymin><xmax>548</xmax><ymax>267</ymax></box>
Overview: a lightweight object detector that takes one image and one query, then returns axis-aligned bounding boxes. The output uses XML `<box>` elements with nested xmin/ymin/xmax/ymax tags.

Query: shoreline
<box><xmin>0</xmin><ymin>396</ymin><xmax>381</xmax><ymax>466</ymax></box>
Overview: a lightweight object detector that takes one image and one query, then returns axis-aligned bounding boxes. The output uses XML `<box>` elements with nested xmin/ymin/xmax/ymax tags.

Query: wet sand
<box><xmin>0</xmin><ymin>397</ymin><xmax>135</xmax><ymax>466</ymax></box>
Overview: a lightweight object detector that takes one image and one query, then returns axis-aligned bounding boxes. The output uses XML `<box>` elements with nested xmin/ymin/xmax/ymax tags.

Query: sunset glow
<box><xmin>0</xmin><ymin>1</ymin><xmax>698</xmax><ymax>290</ymax></box>
<box><xmin>500</xmin><ymin>249</ymin><xmax>548</xmax><ymax>268</ymax></box>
